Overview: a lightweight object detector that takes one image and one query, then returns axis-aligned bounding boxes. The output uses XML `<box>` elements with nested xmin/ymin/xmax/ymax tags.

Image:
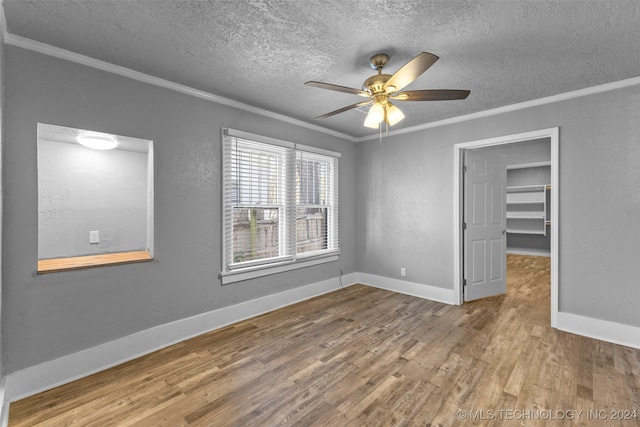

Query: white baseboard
<box><xmin>7</xmin><ymin>274</ymin><xmax>637</xmax><ymax>406</ymax></box>
<box><xmin>357</xmin><ymin>272</ymin><xmax>456</xmax><ymax>305</ymax></box>
<box><xmin>556</xmin><ymin>312</ymin><xmax>640</xmax><ymax>349</ymax></box>
<box><xmin>5</xmin><ymin>273</ymin><xmax>358</xmax><ymax>402</ymax></box>
<box><xmin>0</xmin><ymin>378</ymin><xmax>7</xmax><ymax>427</ymax></box>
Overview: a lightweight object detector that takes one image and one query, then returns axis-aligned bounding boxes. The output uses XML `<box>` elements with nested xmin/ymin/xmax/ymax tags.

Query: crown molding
<box><xmin>4</xmin><ymin>18</ymin><xmax>640</xmax><ymax>144</ymax></box>
<box><xmin>2</xmin><ymin>32</ymin><xmax>358</xmax><ymax>143</ymax></box>
<box><xmin>357</xmin><ymin>75</ymin><xmax>640</xmax><ymax>142</ymax></box>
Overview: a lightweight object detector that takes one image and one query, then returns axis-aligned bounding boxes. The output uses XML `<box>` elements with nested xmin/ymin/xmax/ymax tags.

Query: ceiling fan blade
<box><xmin>315</xmin><ymin>100</ymin><xmax>372</xmax><ymax>119</ymax></box>
<box><xmin>305</xmin><ymin>81</ymin><xmax>370</xmax><ymax>97</ymax></box>
<box><xmin>390</xmin><ymin>89</ymin><xmax>470</xmax><ymax>101</ymax></box>
<box><xmin>384</xmin><ymin>52</ymin><xmax>439</xmax><ymax>93</ymax></box>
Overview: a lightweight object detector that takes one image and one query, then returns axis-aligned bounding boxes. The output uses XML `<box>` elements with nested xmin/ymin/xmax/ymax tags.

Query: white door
<box><xmin>463</xmin><ymin>149</ymin><xmax>507</xmax><ymax>301</ymax></box>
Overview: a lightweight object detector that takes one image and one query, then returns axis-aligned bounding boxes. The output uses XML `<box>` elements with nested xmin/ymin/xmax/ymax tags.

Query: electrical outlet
<box><xmin>89</xmin><ymin>230</ymin><xmax>100</xmax><ymax>244</ymax></box>
<box><xmin>401</xmin><ymin>267</ymin><xmax>406</xmax><ymax>277</ymax></box>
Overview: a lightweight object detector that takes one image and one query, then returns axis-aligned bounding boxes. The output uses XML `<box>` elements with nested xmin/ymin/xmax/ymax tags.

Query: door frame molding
<box><xmin>453</xmin><ymin>127</ymin><xmax>559</xmax><ymax>327</ymax></box>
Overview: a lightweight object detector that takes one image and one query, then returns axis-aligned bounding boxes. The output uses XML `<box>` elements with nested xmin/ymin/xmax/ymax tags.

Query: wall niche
<box><xmin>37</xmin><ymin>123</ymin><xmax>154</xmax><ymax>273</ymax></box>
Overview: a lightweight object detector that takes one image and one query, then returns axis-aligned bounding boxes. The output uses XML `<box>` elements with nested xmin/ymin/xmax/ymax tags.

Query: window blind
<box><xmin>222</xmin><ymin>128</ymin><xmax>339</xmax><ymax>277</ymax></box>
<box><xmin>223</xmin><ymin>135</ymin><xmax>293</xmax><ymax>270</ymax></box>
<box><xmin>296</xmin><ymin>150</ymin><xmax>339</xmax><ymax>256</ymax></box>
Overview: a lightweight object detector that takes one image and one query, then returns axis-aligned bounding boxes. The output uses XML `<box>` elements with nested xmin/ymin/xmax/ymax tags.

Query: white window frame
<box><xmin>221</xmin><ymin>129</ymin><xmax>340</xmax><ymax>284</ymax></box>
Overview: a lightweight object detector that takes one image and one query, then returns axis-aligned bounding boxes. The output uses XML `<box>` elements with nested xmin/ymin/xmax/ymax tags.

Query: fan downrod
<box><xmin>365</xmin><ymin>54</ymin><xmax>392</xmax><ymax>94</ymax></box>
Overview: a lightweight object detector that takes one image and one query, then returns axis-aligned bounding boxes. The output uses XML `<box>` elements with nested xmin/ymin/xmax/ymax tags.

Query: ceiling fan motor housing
<box><xmin>363</xmin><ymin>74</ymin><xmax>391</xmax><ymax>94</ymax></box>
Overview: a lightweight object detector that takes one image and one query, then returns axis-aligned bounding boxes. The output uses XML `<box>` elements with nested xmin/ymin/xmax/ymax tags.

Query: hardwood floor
<box><xmin>9</xmin><ymin>255</ymin><xmax>640</xmax><ymax>426</ymax></box>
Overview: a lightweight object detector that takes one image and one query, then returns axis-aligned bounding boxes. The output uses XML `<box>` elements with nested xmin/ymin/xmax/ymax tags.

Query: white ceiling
<box><xmin>3</xmin><ymin>0</ymin><xmax>640</xmax><ymax>138</ymax></box>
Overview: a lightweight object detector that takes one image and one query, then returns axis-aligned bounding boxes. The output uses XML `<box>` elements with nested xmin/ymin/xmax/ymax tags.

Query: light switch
<box><xmin>89</xmin><ymin>230</ymin><xmax>100</xmax><ymax>244</ymax></box>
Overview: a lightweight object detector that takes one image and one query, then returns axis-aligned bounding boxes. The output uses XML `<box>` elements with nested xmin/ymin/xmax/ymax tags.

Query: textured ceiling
<box><xmin>3</xmin><ymin>0</ymin><xmax>640</xmax><ymax>138</ymax></box>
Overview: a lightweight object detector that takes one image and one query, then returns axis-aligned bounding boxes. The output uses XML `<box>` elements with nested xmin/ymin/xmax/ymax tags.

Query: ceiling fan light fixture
<box><xmin>364</xmin><ymin>102</ymin><xmax>385</xmax><ymax>128</ymax></box>
<box><xmin>386</xmin><ymin>102</ymin><xmax>405</xmax><ymax>126</ymax></box>
<box><xmin>306</xmin><ymin>51</ymin><xmax>469</xmax><ymax>134</ymax></box>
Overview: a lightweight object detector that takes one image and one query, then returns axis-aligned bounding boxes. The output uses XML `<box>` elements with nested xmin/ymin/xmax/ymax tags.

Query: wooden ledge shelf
<box><xmin>37</xmin><ymin>250</ymin><xmax>153</xmax><ymax>274</ymax></box>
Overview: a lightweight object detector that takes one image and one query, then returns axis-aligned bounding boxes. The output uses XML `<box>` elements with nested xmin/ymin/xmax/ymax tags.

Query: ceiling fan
<box><xmin>305</xmin><ymin>52</ymin><xmax>470</xmax><ymax>129</ymax></box>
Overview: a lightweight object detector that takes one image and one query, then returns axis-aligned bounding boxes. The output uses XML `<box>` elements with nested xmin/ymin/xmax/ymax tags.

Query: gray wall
<box><xmin>4</xmin><ymin>41</ymin><xmax>640</xmax><ymax>376</ymax></box>
<box><xmin>357</xmin><ymin>84</ymin><xmax>640</xmax><ymax>328</ymax></box>
<box><xmin>2</xmin><ymin>46</ymin><xmax>357</xmax><ymax>373</ymax></box>
<box><xmin>482</xmin><ymin>137</ymin><xmax>551</xmax><ymax>166</ymax></box>
<box><xmin>507</xmin><ymin>167</ymin><xmax>550</xmax><ymax>187</ymax></box>
<box><xmin>38</xmin><ymin>141</ymin><xmax>149</xmax><ymax>259</ymax></box>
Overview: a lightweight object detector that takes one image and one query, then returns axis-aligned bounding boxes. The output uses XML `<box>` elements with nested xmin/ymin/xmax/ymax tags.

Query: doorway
<box><xmin>453</xmin><ymin>128</ymin><xmax>559</xmax><ymax>327</ymax></box>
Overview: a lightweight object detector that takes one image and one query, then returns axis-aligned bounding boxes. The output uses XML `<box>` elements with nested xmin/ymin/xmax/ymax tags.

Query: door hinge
<box><xmin>462</xmin><ymin>279</ymin><xmax>467</xmax><ymax>297</ymax></box>
<box><xmin>463</xmin><ymin>165</ymin><xmax>467</xmax><ymax>173</ymax></box>
<box><xmin>462</xmin><ymin>222</ymin><xmax>467</xmax><ymax>230</ymax></box>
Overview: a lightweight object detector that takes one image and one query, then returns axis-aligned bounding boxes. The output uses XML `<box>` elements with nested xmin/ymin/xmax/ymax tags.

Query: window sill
<box><xmin>221</xmin><ymin>252</ymin><xmax>339</xmax><ymax>285</ymax></box>
<box><xmin>37</xmin><ymin>250</ymin><xmax>153</xmax><ymax>274</ymax></box>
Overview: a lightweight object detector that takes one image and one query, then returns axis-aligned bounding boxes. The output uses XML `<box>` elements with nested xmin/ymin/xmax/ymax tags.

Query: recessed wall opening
<box><xmin>37</xmin><ymin>123</ymin><xmax>154</xmax><ymax>273</ymax></box>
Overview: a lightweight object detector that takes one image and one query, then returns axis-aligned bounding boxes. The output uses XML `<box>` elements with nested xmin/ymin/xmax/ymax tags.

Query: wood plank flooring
<box><xmin>9</xmin><ymin>255</ymin><xmax>640</xmax><ymax>426</ymax></box>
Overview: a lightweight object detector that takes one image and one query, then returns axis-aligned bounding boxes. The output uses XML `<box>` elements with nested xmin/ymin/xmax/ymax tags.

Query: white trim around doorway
<box><xmin>452</xmin><ymin>127</ymin><xmax>559</xmax><ymax>327</ymax></box>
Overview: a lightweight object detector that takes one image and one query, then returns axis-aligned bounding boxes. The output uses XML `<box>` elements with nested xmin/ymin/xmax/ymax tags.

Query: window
<box><xmin>222</xmin><ymin>129</ymin><xmax>339</xmax><ymax>283</ymax></box>
<box><xmin>296</xmin><ymin>150</ymin><xmax>338</xmax><ymax>255</ymax></box>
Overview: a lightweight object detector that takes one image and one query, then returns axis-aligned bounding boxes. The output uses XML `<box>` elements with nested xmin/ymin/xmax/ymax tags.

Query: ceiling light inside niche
<box><xmin>76</xmin><ymin>131</ymin><xmax>118</xmax><ymax>150</ymax></box>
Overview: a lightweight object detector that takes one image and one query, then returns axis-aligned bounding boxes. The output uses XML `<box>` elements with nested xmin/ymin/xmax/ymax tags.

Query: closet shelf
<box><xmin>506</xmin><ymin>184</ymin><xmax>550</xmax><ymax>236</ymax></box>
<box><xmin>507</xmin><ymin>212</ymin><xmax>546</xmax><ymax>219</ymax></box>
<box><xmin>507</xmin><ymin>184</ymin><xmax>548</xmax><ymax>192</ymax></box>
<box><xmin>507</xmin><ymin>229</ymin><xmax>547</xmax><ymax>235</ymax></box>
